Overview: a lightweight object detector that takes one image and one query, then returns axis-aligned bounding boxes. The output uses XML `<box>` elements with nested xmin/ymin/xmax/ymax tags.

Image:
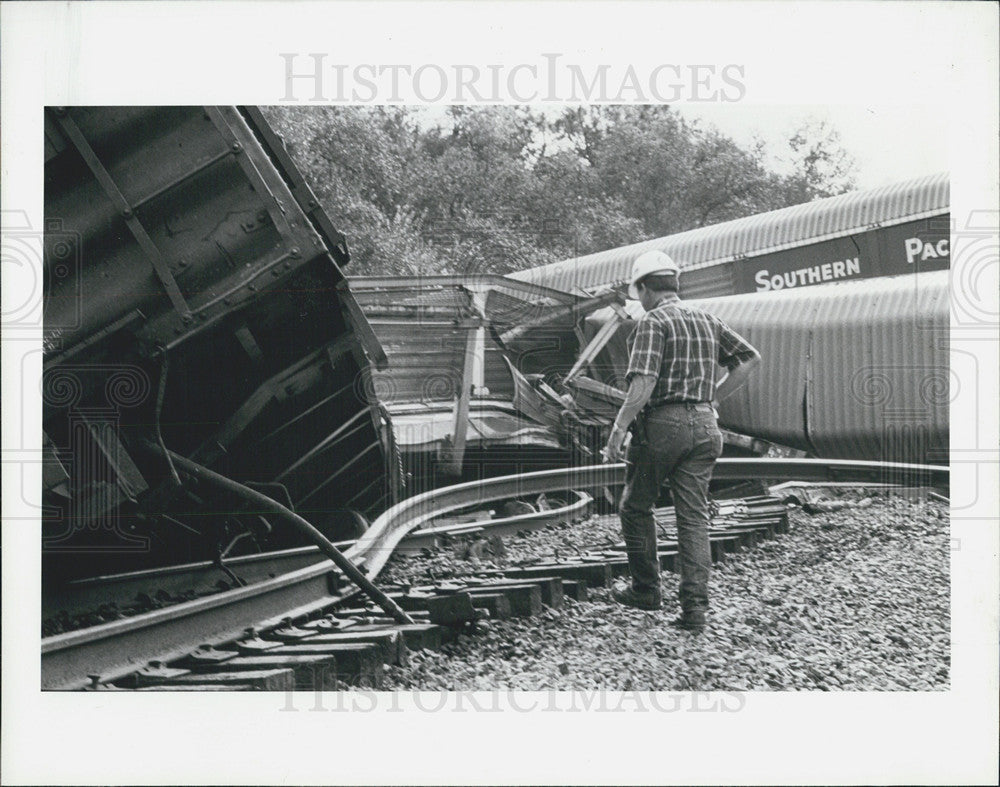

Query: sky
<box><xmin>675</xmin><ymin>103</ymin><xmax>949</xmax><ymax>189</ymax></box>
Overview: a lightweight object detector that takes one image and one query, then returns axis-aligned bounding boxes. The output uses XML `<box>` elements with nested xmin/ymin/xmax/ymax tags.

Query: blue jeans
<box><xmin>618</xmin><ymin>402</ymin><xmax>723</xmax><ymax>614</ymax></box>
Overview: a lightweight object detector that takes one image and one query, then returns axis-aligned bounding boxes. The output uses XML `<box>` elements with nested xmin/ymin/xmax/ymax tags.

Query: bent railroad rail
<box><xmin>41</xmin><ymin>457</ymin><xmax>948</xmax><ymax>689</ymax></box>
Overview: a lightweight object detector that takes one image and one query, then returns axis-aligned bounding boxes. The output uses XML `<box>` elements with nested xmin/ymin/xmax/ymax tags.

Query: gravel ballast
<box><xmin>381</xmin><ymin>492</ymin><xmax>950</xmax><ymax>691</ymax></box>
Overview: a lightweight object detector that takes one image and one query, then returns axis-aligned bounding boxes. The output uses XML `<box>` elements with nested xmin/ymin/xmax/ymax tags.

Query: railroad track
<box><xmin>42</xmin><ymin>491</ymin><xmax>594</xmax><ymax>633</ymax></box>
<box><xmin>42</xmin><ymin>458</ymin><xmax>947</xmax><ymax>690</ymax></box>
<box><xmin>73</xmin><ymin>496</ymin><xmax>790</xmax><ymax>691</ymax></box>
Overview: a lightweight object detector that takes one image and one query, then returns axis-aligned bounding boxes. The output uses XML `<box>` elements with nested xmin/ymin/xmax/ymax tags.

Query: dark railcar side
<box><xmin>42</xmin><ymin>106</ymin><xmax>399</xmax><ymax>581</ymax></box>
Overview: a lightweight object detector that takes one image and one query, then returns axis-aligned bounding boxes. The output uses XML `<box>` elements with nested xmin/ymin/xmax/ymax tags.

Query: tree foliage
<box><xmin>262</xmin><ymin>105</ymin><xmax>857</xmax><ymax>276</ymax></box>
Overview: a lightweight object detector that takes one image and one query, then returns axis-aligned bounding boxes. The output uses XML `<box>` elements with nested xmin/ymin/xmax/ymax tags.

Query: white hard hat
<box><xmin>627</xmin><ymin>250</ymin><xmax>680</xmax><ymax>299</ymax></box>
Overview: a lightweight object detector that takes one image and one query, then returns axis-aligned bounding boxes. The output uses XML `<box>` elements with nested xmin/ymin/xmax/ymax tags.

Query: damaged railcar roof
<box><xmin>350</xmin><ymin>275</ymin><xmax>621</xmax><ymax>406</ymax></box>
<box><xmin>389</xmin><ymin>401</ymin><xmax>563</xmax><ymax>452</ymax></box>
<box><xmin>349</xmin><ymin>276</ymin><xmax>623</xmax><ymax>472</ymax></box>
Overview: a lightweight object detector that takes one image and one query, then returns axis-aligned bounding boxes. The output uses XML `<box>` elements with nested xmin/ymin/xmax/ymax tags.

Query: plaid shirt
<box><xmin>625</xmin><ymin>295</ymin><xmax>759</xmax><ymax>405</ymax></box>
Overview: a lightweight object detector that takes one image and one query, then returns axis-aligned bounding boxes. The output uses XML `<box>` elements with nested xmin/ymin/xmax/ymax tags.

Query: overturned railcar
<box><xmin>510</xmin><ymin>173</ymin><xmax>950</xmax><ymax>298</ymax></box>
<box><xmin>42</xmin><ymin>106</ymin><xmax>399</xmax><ymax>581</ymax></box>
<box><xmin>503</xmin><ymin>175</ymin><xmax>951</xmax><ymax>466</ymax></box>
<box><xmin>580</xmin><ymin>272</ymin><xmax>950</xmax><ymax>465</ymax></box>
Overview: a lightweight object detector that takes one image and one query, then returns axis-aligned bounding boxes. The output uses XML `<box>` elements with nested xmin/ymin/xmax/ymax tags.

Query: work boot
<box><xmin>611</xmin><ymin>580</ymin><xmax>662</xmax><ymax>611</ymax></box>
<box><xmin>668</xmin><ymin>612</ymin><xmax>706</xmax><ymax>634</ymax></box>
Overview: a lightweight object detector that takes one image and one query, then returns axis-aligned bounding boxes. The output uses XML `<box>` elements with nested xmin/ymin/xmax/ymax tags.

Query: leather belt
<box><xmin>648</xmin><ymin>401</ymin><xmax>713</xmax><ymax>412</ymax></box>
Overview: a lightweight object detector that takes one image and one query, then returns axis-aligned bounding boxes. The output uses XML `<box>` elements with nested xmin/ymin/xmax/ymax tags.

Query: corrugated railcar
<box><xmin>42</xmin><ymin>106</ymin><xmax>399</xmax><ymax>581</ymax></box>
<box><xmin>509</xmin><ymin>173</ymin><xmax>949</xmax><ymax>298</ymax></box>
<box><xmin>580</xmin><ymin>271</ymin><xmax>949</xmax><ymax>465</ymax></box>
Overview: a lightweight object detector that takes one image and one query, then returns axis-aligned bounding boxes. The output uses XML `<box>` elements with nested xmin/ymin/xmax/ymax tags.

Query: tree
<box><xmin>783</xmin><ymin>118</ymin><xmax>858</xmax><ymax>200</ymax></box>
<box><xmin>262</xmin><ymin>105</ymin><xmax>861</xmax><ymax>276</ymax></box>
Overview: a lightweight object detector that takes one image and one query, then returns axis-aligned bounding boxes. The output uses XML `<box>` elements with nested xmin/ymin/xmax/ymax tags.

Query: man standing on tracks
<box><xmin>602</xmin><ymin>250</ymin><xmax>761</xmax><ymax>632</ymax></box>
